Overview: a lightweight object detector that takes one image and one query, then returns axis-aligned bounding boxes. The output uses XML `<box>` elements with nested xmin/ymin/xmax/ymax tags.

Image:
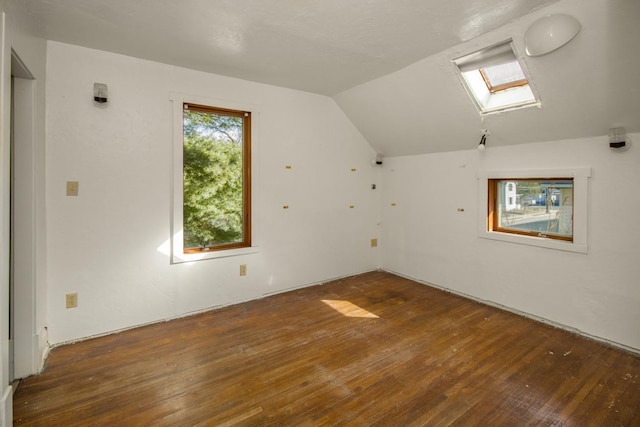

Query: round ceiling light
<box><xmin>524</xmin><ymin>14</ymin><xmax>581</xmax><ymax>57</ymax></box>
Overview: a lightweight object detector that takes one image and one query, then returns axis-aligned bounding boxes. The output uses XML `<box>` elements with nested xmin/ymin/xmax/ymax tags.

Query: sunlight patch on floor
<box><xmin>321</xmin><ymin>300</ymin><xmax>379</xmax><ymax>318</ymax></box>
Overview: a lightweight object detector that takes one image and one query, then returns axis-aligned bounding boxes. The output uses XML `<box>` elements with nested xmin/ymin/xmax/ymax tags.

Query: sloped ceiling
<box><xmin>23</xmin><ymin>0</ymin><xmax>559</xmax><ymax>96</ymax></box>
<box><xmin>20</xmin><ymin>0</ymin><xmax>640</xmax><ymax>155</ymax></box>
<box><xmin>334</xmin><ymin>0</ymin><xmax>640</xmax><ymax>155</ymax></box>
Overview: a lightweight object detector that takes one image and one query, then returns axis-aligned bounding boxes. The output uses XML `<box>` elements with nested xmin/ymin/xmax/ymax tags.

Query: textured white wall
<box><xmin>381</xmin><ymin>135</ymin><xmax>640</xmax><ymax>351</ymax></box>
<box><xmin>45</xmin><ymin>41</ymin><xmax>381</xmax><ymax>344</ymax></box>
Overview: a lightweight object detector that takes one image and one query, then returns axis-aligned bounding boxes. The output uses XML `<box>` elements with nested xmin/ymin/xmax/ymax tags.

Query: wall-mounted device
<box><xmin>608</xmin><ymin>127</ymin><xmax>628</xmax><ymax>150</ymax></box>
<box><xmin>93</xmin><ymin>82</ymin><xmax>109</xmax><ymax>107</ymax></box>
<box><xmin>371</xmin><ymin>153</ymin><xmax>383</xmax><ymax>166</ymax></box>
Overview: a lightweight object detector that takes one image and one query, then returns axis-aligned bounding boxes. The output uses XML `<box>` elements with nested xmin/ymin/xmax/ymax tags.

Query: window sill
<box><xmin>479</xmin><ymin>230</ymin><xmax>587</xmax><ymax>253</ymax></box>
<box><xmin>172</xmin><ymin>245</ymin><xmax>259</xmax><ymax>264</ymax></box>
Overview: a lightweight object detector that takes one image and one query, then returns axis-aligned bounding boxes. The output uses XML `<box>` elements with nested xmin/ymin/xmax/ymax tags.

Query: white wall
<box><xmin>381</xmin><ymin>134</ymin><xmax>640</xmax><ymax>351</ymax></box>
<box><xmin>45</xmin><ymin>41</ymin><xmax>381</xmax><ymax>345</ymax></box>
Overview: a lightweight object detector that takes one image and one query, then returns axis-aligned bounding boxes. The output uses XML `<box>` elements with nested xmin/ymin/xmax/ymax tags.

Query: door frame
<box><xmin>10</xmin><ymin>48</ymin><xmax>39</xmax><ymax>380</ymax></box>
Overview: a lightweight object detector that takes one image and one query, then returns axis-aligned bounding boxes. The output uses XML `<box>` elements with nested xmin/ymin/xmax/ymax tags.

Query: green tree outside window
<box><xmin>183</xmin><ymin>107</ymin><xmax>247</xmax><ymax>250</ymax></box>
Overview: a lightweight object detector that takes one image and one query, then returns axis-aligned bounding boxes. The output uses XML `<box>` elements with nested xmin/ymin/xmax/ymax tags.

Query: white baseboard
<box><xmin>0</xmin><ymin>384</ymin><xmax>12</xmax><ymax>427</ymax></box>
<box><xmin>382</xmin><ymin>268</ymin><xmax>640</xmax><ymax>355</ymax></box>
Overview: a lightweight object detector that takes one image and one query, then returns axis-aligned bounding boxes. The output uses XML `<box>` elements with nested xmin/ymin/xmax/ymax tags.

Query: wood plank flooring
<box><xmin>13</xmin><ymin>271</ymin><xmax>640</xmax><ymax>426</ymax></box>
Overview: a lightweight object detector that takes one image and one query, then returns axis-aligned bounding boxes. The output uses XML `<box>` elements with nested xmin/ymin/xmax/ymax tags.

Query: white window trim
<box><xmin>477</xmin><ymin>168</ymin><xmax>591</xmax><ymax>253</ymax></box>
<box><xmin>170</xmin><ymin>93</ymin><xmax>260</xmax><ymax>264</ymax></box>
<box><xmin>461</xmin><ymin>69</ymin><xmax>539</xmax><ymax>114</ymax></box>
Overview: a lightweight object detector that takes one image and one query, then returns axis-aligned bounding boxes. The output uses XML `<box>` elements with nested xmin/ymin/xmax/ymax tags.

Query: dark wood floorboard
<box><xmin>13</xmin><ymin>271</ymin><xmax>640</xmax><ymax>426</ymax></box>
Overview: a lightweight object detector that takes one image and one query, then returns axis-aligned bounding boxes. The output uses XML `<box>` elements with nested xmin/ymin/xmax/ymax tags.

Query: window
<box><xmin>182</xmin><ymin>103</ymin><xmax>251</xmax><ymax>252</ymax></box>
<box><xmin>171</xmin><ymin>94</ymin><xmax>258</xmax><ymax>263</ymax></box>
<box><xmin>454</xmin><ymin>40</ymin><xmax>540</xmax><ymax>114</ymax></box>
<box><xmin>477</xmin><ymin>168</ymin><xmax>590</xmax><ymax>253</ymax></box>
<box><xmin>488</xmin><ymin>179</ymin><xmax>574</xmax><ymax>242</ymax></box>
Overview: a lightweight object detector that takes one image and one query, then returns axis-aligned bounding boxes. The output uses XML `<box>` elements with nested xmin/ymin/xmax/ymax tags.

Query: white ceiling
<box><xmin>25</xmin><ymin>0</ymin><xmax>559</xmax><ymax>96</ymax></box>
<box><xmin>21</xmin><ymin>0</ymin><xmax>640</xmax><ymax>156</ymax></box>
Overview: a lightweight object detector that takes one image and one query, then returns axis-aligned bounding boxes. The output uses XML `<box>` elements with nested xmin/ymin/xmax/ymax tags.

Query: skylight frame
<box><xmin>453</xmin><ymin>40</ymin><xmax>540</xmax><ymax>115</ymax></box>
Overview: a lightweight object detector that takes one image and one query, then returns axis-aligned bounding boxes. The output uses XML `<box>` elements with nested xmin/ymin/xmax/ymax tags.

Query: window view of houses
<box><xmin>497</xmin><ymin>179</ymin><xmax>573</xmax><ymax>239</ymax></box>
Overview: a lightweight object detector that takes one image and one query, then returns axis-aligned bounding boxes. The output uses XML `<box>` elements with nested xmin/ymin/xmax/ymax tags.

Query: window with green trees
<box><xmin>182</xmin><ymin>103</ymin><xmax>251</xmax><ymax>252</ymax></box>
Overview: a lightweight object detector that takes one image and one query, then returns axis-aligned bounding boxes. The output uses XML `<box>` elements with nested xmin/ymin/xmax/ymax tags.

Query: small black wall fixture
<box><xmin>93</xmin><ymin>82</ymin><xmax>109</xmax><ymax>107</ymax></box>
<box><xmin>609</xmin><ymin>127</ymin><xmax>628</xmax><ymax>150</ymax></box>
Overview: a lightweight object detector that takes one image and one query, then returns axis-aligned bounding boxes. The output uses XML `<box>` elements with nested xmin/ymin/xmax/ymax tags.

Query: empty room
<box><xmin>1</xmin><ymin>0</ymin><xmax>639</xmax><ymax>425</ymax></box>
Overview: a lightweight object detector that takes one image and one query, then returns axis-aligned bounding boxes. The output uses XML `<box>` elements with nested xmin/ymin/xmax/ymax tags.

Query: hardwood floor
<box><xmin>13</xmin><ymin>271</ymin><xmax>640</xmax><ymax>426</ymax></box>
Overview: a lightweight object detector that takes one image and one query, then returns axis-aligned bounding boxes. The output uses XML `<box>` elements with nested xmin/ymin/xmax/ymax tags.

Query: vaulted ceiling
<box><xmin>24</xmin><ymin>0</ymin><xmax>559</xmax><ymax>95</ymax></box>
<box><xmin>22</xmin><ymin>0</ymin><xmax>640</xmax><ymax>155</ymax></box>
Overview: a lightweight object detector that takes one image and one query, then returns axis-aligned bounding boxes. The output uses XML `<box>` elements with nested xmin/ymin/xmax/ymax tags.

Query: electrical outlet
<box><xmin>371</xmin><ymin>238</ymin><xmax>378</xmax><ymax>247</ymax></box>
<box><xmin>66</xmin><ymin>293</ymin><xmax>78</xmax><ymax>309</ymax></box>
<box><xmin>66</xmin><ymin>181</ymin><xmax>79</xmax><ymax>196</ymax></box>
<box><xmin>240</xmin><ymin>264</ymin><xmax>247</xmax><ymax>276</ymax></box>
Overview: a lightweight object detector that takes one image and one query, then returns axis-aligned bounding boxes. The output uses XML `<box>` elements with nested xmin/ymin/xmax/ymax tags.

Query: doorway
<box><xmin>10</xmin><ymin>49</ymin><xmax>37</xmax><ymax>381</ymax></box>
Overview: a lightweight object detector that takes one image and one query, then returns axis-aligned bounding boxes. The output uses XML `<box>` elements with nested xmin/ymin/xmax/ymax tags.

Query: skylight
<box><xmin>454</xmin><ymin>40</ymin><xmax>539</xmax><ymax>114</ymax></box>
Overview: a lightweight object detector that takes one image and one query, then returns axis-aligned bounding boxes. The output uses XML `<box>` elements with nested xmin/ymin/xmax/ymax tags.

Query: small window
<box><xmin>182</xmin><ymin>103</ymin><xmax>251</xmax><ymax>253</ymax></box>
<box><xmin>454</xmin><ymin>40</ymin><xmax>539</xmax><ymax>114</ymax></box>
<box><xmin>488</xmin><ymin>179</ymin><xmax>574</xmax><ymax>242</ymax></box>
<box><xmin>478</xmin><ymin>168</ymin><xmax>589</xmax><ymax>253</ymax></box>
